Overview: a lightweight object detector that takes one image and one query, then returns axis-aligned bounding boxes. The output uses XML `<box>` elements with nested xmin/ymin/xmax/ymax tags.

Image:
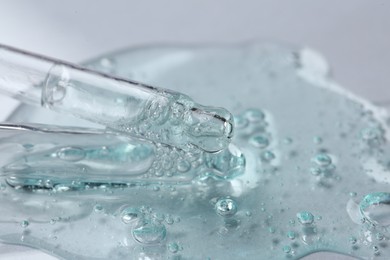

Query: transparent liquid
<box><xmin>1</xmin><ymin>43</ymin><xmax>390</xmax><ymax>259</ymax></box>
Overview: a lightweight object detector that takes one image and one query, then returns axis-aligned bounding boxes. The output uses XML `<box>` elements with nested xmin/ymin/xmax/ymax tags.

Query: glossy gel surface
<box><xmin>1</xmin><ymin>43</ymin><xmax>390</xmax><ymax>259</ymax></box>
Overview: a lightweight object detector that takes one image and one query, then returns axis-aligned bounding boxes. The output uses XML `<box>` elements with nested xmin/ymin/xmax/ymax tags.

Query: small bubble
<box><xmin>349</xmin><ymin>192</ymin><xmax>357</xmax><ymax>197</ymax></box>
<box><xmin>313</xmin><ymin>153</ymin><xmax>332</xmax><ymax>167</ymax></box>
<box><xmin>218</xmin><ymin>226</ymin><xmax>229</xmax><ymax>236</ymax></box>
<box><xmin>313</xmin><ymin>136</ymin><xmax>323</xmax><ymax>144</ymax></box>
<box><xmin>132</xmin><ymin>222</ymin><xmax>166</xmax><ymax>245</ymax></box>
<box><xmin>287</xmin><ymin>231</ymin><xmax>296</xmax><ymax>240</ymax></box>
<box><xmin>375</xmin><ymin>233</ymin><xmax>385</xmax><ymax>241</ymax></box>
<box><xmin>177</xmin><ymin>160</ymin><xmax>191</xmax><ymax>172</ymax></box>
<box><xmin>244</xmin><ymin>108</ymin><xmax>265</xmax><ymax>122</ymax></box>
<box><xmin>235</xmin><ymin>115</ymin><xmax>249</xmax><ymax>129</ymax></box>
<box><xmin>215</xmin><ymin>197</ymin><xmax>238</xmax><ymax>218</ymax></box>
<box><xmin>21</xmin><ymin>220</ymin><xmax>29</xmax><ymax>228</ymax></box>
<box><xmin>94</xmin><ymin>204</ymin><xmax>103</xmax><ymax>212</ymax></box>
<box><xmin>121</xmin><ymin>207</ymin><xmax>141</xmax><ymax>225</ymax></box>
<box><xmin>174</xmin><ymin>216</ymin><xmax>181</xmax><ymax>223</ymax></box>
<box><xmin>282</xmin><ymin>245</ymin><xmax>292</xmax><ymax>254</ymax></box>
<box><xmin>261</xmin><ymin>151</ymin><xmax>275</xmax><ymax>162</ymax></box>
<box><xmin>165</xmin><ymin>214</ymin><xmax>174</xmax><ymax>225</ymax></box>
<box><xmin>168</xmin><ymin>242</ymin><xmax>180</xmax><ymax>253</ymax></box>
<box><xmin>23</xmin><ymin>144</ymin><xmax>34</xmax><ymax>150</ymax></box>
<box><xmin>297</xmin><ymin>211</ymin><xmax>314</xmax><ymax>225</ymax></box>
<box><xmin>249</xmin><ymin>134</ymin><xmax>270</xmax><ymax>148</ymax></box>
<box><xmin>310</xmin><ymin>167</ymin><xmax>322</xmax><ymax>176</ymax></box>
<box><xmin>349</xmin><ymin>236</ymin><xmax>357</xmax><ymax>245</ymax></box>
<box><xmin>268</xmin><ymin>227</ymin><xmax>276</xmax><ymax>233</ymax></box>
<box><xmin>152</xmin><ymin>212</ymin><xmax>165</xmax><ymax>223</ymax></box>
<box><xmin>283</xmin><ymin>137</ymin><xmax>293</xmax><ymax>145</ymax></box>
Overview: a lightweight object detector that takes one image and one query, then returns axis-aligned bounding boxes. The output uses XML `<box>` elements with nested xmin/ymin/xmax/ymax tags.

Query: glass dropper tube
<box><xmin>0</xmin><ymin>44</ymin><xmax>234</xmax><ymax>152</ymax></box>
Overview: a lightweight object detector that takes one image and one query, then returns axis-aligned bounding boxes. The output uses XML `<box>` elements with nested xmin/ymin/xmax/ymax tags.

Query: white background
<box><xmin>0</xmin><ymin>1</ymin><xmax>388</xmax><ymax>259</ymax></box>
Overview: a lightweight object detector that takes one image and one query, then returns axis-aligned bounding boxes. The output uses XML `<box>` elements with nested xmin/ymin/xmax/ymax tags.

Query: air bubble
<box><xmin>132</xmin><ymin>222</ymin><xmax>167</xmax><ymax>245</ymax></box>
<box><xmin>235</xmin><ymin>115</ymin><xmax>249</xmax><ymax>129</ymax></box>
<box><xmin>282</xmin><ymin>245</ymin><xmax>292</xmax><ymax>254</ymax></box>
<box><xmin>297</xmin><ymin>211</ymin><xmax>314</xmax><ymax>225</ymax></box>
<box><xmin>94</xmin><ymin>204</ymin><xmax>103</xmax><ymax>212</ymax></box>
<box><xmin>23</xmin><ymin>144</ymin><xmax>34</xmax><ymax>150</ymax></box>
<box><xmin>261</xmin><ymin>151</ymin><xmax>275</xmax><ymax>162</ymax></box>
<box><xmin>349</xmin><ymin>237</ymin><xmax>357</xmax><ymax>245</ymax></box>
<box><xmin>121</xmin><ymin>207</ymin><xmax>142</xmax><ymax>225</ymax></box>
<box><xmin>21</xmin><ymin>220</ymin><xmax>29</xmax><ymax>228</ymax></box>
<box><xmin>249</xmin><ymin>134</ymin><xmax>270</xmax><ymax>148</ymax></box>
<box><xmin>313</xmin><ymin>136</ymin><xmax>323</xmax><ymax>144</ymax></box>
<box><xmin>177</xmin><ymin>160</ymin><xmax>191</xmax><ymax>172</ymax></box>
<box><xmin>168</xmin><ymin>242</ymin><xmax>180</xmax><ymax>253</ymax></box>
<box><xmin>287</xmin><ymin>231</ymin><xmax>296</xmax><ymax>240</ymax></box>
<box><xmin>375</xmin><ymin>233</ymin><xmax>385</xmax><ymax>241</ymax></box>
<box><xmin>244</xmin><ymin>109</ymin><xmax>265</xmax><ymax>122</ymax></box>
<box><xmin>215</xmin><ymin>198</ymin><xmax>238</xmax><ymax>218</ymax></box>
<box><xmin>313</xmin><ymin>153</ymin><xmax>332</xmax><ymax>167</ymax></box>
<box><xmin>310</xmin><ymin>167</ymin><xmax>321</xmax><ymax>176</ymax></box>
<box><xmin>283</xmin><ymin>137</ymin><xmax>293</xmax><ymax>145</ymax></box>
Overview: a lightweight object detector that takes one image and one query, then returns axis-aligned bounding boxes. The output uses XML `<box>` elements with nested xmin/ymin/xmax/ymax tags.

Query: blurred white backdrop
<box><xmin>0</xmin><ymin>1</ymin><xmax>388</xmax><ymax>259</ymax></box>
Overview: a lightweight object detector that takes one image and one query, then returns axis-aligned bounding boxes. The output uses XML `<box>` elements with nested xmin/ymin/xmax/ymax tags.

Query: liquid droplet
<box><xmin>297</xmin><ymin>211</ymin><xmax>314</xmax><ymax>225</ymax></box>
<box><xmin>132</xmin><ymin>222</ymin><xmax>167</xmax><ymax>245</ymax></box>
<box><xmin>360</xmin><ymin>192</ymin><xmax>390</xmax><ymax>226</ymax></box>
<box><xmin>215</xmin><ymin>198</ymin><xmax>238</xmax><ymax>218</ymax></box>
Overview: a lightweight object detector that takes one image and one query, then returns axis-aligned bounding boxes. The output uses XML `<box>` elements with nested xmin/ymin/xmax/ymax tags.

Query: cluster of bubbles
<box><xmin>235</xmin><ymin>108</ymin><xmax>276</xmax><ymax>165</ymax></box>
<box><xmin>114</xmin><ymin>93</ymin><xmax>234</xmax><ymax>154</ymax></box>
<box><xmin>309</xmin><ymin>150</ymin><xmax>338</xmax><ymax>188</ymax></box>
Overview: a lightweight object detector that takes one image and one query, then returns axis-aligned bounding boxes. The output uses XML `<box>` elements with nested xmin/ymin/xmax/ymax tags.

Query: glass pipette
<box><xmin>0</xmin><ymin>44</ymin><xmax>234</xmax><ymax>153</ymax></box>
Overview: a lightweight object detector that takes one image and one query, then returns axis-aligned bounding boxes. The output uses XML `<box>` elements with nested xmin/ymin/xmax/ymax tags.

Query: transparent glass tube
<box><xmin>0</xmin><ymin>44</ymin><xmax>234</xmax><ymax>152</ymax></box>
